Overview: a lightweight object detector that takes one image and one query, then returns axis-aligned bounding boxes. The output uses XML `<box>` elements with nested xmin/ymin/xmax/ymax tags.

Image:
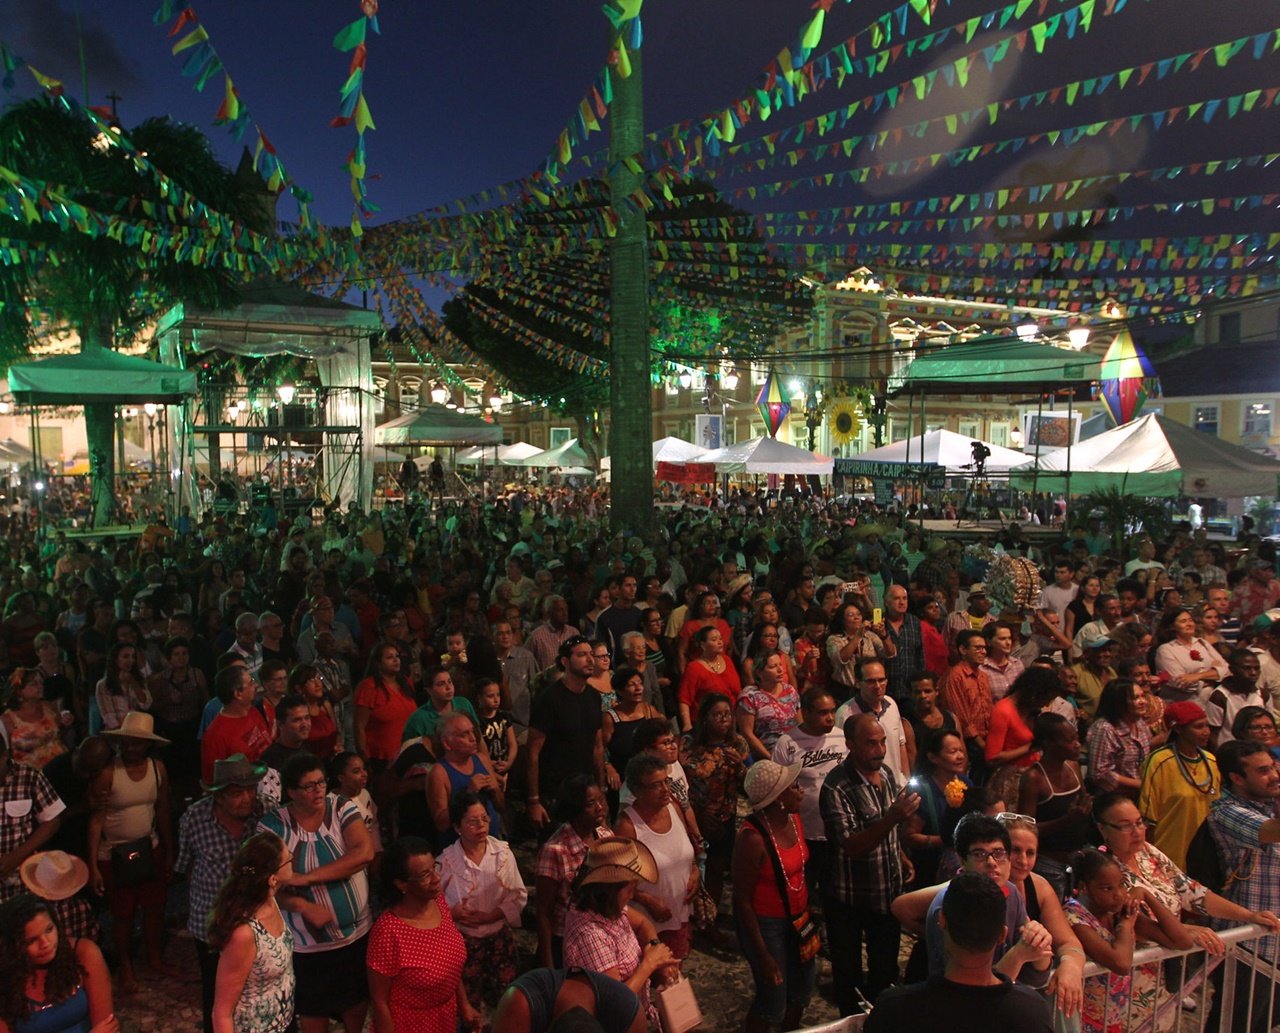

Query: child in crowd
<box><xmin>475</xmin><ymin>678</ymin><xmax>517</xmax><ymax>790</ymax></box>
<box><xmin>330</xmin><ymin>750</ymin><xmax>383</xmax><ymax>872</ymax></box>
<box><xmin>1063</xmin><ymin>847</ymin><xmax>1191</xmax><ymax>1033</ymax></box>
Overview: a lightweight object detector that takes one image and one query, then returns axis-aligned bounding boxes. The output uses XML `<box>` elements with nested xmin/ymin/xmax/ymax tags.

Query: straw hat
<box><xmin>578</xmin><ymin>837</ymin><xmax>659</xmax><ymax>886</ymax></box>
<box><xmin>102</xmin><ymin>711</ymin><xmax>170</xmax><ymax>745</ymax></box>
<box><xmin>20</xmin><ymin>850</ymin><xmax>89</xmax><ymax>901</ymax></box>
<box><xmin>726</xmin><ymin>573</ymin><xmax>753</xmax><ymax>601</ymax></box>
<box><xmin>744</xmin><ymin>759</ymin><xmax>803</xmax><ymax>811</ymax></box>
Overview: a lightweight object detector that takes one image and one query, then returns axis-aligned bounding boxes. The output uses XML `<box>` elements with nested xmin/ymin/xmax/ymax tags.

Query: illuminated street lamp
<box><xmin>276</xmin><ymin>382</ymin><xmax>296</xmax><ymax>406</ymax></box>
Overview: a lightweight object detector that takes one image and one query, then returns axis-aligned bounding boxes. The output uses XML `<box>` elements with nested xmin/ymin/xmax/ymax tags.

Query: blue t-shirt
<box><xmin>925</xmin><ymin>878</ymin><xmax>1032</xmax><ymax>978</ymax></box>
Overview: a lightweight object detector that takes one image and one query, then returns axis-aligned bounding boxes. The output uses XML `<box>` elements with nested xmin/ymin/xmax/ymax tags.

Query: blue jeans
<box><xmin>735</xmin><ymin>913</ymin><xmax>817</xmax><ymax>1024</ymax></box>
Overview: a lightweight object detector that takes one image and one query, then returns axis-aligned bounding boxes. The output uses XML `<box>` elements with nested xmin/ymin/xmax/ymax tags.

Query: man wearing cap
<box><xmin>1249</xmin><ymin>608</ymin><xmax>1280</xmax><ymax>696</ymax></box>
<box><xmin>1069</xmin><ymin>631</ymin><xmax>1117</xmax><ymax>720</ymax></box>
<box><xmin>820</xmin><ymin>712</ymin><xmax>920</xmax><ymax>1015</ymax></box>
<box><xmin>943</xmin><ymin>585</ymin><xmax>995</xmax><ymax>666</ymax></box>
<box><xmin>1231</xmin><ymin>559</ymin><xmax>1280</xmax><ymax>625</ymax></box>
<box><xmin>0</xmin><ymin>733</ymin><xmax>65</xmax><ymax>905</ymax></box>
<box><xmin>1138</xmin><ymin>701</ymin><xmax>1220</xmax><ymax>869</ymax></box>
<box><xmin>176</xmin><ymin>754</ymin><xmax>267</xmax><ymax>1033</ymax></box>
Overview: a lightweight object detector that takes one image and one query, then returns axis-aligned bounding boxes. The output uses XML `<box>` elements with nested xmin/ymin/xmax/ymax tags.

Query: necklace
<box><xmin>1174</xmin><ymin>747</ymin><xmax>1217</xmax><ymax>795</ymax></box>
<box><xmin>758</xmin><ymin>810</ymin><xmax>805</xmax><ymax>895</ymax></box>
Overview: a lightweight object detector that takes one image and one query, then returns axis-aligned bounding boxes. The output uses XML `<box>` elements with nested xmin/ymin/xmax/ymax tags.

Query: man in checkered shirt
<box><xmin>1207</xmin><ymin>739</ymin><xmax>1280</xmax><ymax>1033</ymax></box>
<box><xmin>0</xmin><ymin>735</ymin><xmax>66</xmax><ymax>904</ymax></box>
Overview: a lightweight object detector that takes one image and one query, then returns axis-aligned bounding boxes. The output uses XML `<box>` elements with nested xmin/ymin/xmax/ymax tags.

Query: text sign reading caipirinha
<box><xmin>835</xmin><ymin>459</ymin><xmax>945</xmax><ymax>483</ymax></box>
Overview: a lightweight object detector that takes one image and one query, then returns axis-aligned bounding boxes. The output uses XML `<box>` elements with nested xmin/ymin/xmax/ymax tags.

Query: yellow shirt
<box><xmin>1139</xmin><ymin>744</ymin><xmax>1221</xmax><ymax>871</ymax></box>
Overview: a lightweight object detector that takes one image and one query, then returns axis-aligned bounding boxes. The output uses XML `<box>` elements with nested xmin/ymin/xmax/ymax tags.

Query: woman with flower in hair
<box><xmin>208</xmin><ymin>831</ymin><xmax>295</xmax><ymax>1033</ymax></box>
<box><xmin>1153</xmin><ymin>609</ymin><xmax>1228</xmax><ymax>702</ymax></box>
<box><xmin>904</xmin><ymin>728</ymin><xmax>971</xmax><ymax>884</ymax></box>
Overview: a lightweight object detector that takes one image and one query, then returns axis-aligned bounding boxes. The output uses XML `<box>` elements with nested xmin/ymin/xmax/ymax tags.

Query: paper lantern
<box><xmin>1098</xmin><ymin>331</ymin><xmax>1157</xmax><ymax>426</ymax></box>
<box><xmin>754</xmin><ymin>369</ymin><xmax>791</xmax><ymax>438</ymax></box>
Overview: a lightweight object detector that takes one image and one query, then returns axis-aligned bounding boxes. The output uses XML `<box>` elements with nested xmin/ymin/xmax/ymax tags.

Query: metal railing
<box><xmin>1077</xmin><ymin>923</ymin><xmax>1279</xmax><ymax>1033</ymax></box>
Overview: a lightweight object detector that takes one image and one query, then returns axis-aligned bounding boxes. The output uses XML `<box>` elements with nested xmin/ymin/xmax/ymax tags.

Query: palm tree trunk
<box><xmin>80</xmin><ymin>320</ymin><xmax>117</xmax><ymax>528</ymax></box>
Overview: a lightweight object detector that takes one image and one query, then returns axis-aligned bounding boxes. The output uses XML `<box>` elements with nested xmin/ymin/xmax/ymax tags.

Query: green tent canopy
<box><xmin>890</xmin><ymin>338</ymin><xmax>1100</xmax><ymax>394</ymax></box>
<box><xmin>8</xmin><ymin>350</ymin><xmax>197</xmax><ymax>405</ymax></box>
<box><xmin>373</xmin><ymin>405</ymin><xmax>503</xmax><ymax>447</ymax></box>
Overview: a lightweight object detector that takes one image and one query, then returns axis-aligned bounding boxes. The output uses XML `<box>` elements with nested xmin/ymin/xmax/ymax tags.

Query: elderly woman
<box><xmin>533</xmin><ymin>776</ymin><xmax>612</xmax><ymax>968</ymax></box>
<box><xmin>426</xmin><ymin>713</ymin><xmax>504</xmax><ymax>847</ymax></box>
<box><xmin>1092</xmin><ymin>792</ymin><xmax>1280</xmax><ymax>957</ymax></box>
<box><xmin>562</xmin><ymin>837</ymin><xmax>677</xmax><ymax>1026</ymax></box>
<box><xmin>1086</xmin><ymin>679</ymin><xmax>1152</xmax><ymax>798</ymax></box>
<box><xmin>1138</xmin><ymin>700</ymin><xmax>1220</xmax><ymax>870</ymax></box>
<box><xmin>603</xmin><ymin>666</ymin><xmax>664</xmax><ymax>800</ymax></box>
<box><xmin>616</xmin><ymin>753</ymin><xmax>700</xmax><ymax>960</ymax></box>
<box><xmin>258</xmin><ymin>752</ymin><xmax>374</xmax><ymax>1033</ymax></box>
<box><xmin>439</xmin><ymin>791</ymin><xmax>528</xmax><ymax>1013</ymax></box>
<box><xmin>619</xmin><ymin>632</ymin><xmax>664</xmax><ymax>715</ymax></box>
<box><xmin>88</xmin><ymin>712</ymin><xmax>177</xmax><ymax>996</ymax></box>
<box><xmin>368</xmin><ymin>836</ymin><xmax>480</xmax><ymax>1033</ymax></box>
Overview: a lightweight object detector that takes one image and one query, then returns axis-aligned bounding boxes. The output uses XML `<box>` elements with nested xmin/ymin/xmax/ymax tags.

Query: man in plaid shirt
<box><xmin>1207</xmin><ymin>739</ymin><xmax>1280</xmax><ymax>1033</ymax></box>
<box><xmin>820</xmin><ymin>711</ymin><xmax>920</xmax><ymax>1016</ymax></box>
<box><xmin>175</xmin><ymin>755</ymin><xmax>265</xmax><ymax>1033</ymax></box>
<box><xmin>0</xmin><ymin>737</ymin><xmax>65</xmax><ymax>904</ymax></box>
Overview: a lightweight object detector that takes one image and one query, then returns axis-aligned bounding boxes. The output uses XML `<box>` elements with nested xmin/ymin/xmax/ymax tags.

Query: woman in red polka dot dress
<box><xmin>367</xmin><ymin>837</ymin><xmax>481</xmax><ymax>1033</ymax></box>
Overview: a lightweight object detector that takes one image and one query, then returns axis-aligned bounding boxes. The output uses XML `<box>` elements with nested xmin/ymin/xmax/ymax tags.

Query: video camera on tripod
<box><xmin>968</xmin><ymin>440</ymin><xmax>992</xmax><ymax>475</ymax></box>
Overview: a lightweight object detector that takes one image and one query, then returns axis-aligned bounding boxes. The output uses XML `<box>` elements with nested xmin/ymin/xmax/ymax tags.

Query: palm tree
<box><xmin>0</xmin><ymin>96</ymin><xmax>273</xmax><ymax>526</ymax></box>
<box><xmin>1081</xmin><ymin>486</ymin><xmax>1171</xmax><ymax>557</ymax></box>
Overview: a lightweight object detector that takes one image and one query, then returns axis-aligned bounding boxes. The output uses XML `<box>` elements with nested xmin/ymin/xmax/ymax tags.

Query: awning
<box><xmin>9</xmin><ymin>350</ymin><xmax>197</xmax><ymax>405</ymax></box>
<box><xmin>512</xmin><ymin>438</ymin><xmax>590</xmax><ymax>468</ymax></box>
<box><xmin>690</xmin><ymin>436</ymin><xmax>833</xmax><ymax>475</ymax></box>
<box><xmin>890</xmin><ymin>338</ymin><xmax>1100</xmax><ymax>394</ymax></box>
<box><xmin>374</xmin><ymin>406</ymin><xmax>504</xmax><ymax>446</ymax></box>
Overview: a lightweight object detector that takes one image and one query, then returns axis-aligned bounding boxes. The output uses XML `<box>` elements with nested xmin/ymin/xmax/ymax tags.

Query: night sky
<box><xmin>5</xmin><ymin>0</ymin><xmax>1279</xmax><ymax>310</ymax></box>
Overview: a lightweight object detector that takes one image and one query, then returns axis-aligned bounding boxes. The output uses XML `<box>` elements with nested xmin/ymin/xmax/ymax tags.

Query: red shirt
<box><xmin>679</xmin><ymin>657</ymin><xmax>742</xmax><ymax>712</ymax></box>
<box><xmin>201</xmin><ymin>708</ymin><xmax>272</xmax><ymax>782</ymax></box>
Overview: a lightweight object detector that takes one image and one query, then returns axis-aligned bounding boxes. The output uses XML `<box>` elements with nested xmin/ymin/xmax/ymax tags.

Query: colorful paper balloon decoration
<box><xmin>1098</xmin><ymin>331</ymin><xmax>1158</xmax><ymax>427</ymax></box>
<box><xmin>754</xmin><ymin>369</ymin><xmax>791</xmax><ymax>438</ymax></box>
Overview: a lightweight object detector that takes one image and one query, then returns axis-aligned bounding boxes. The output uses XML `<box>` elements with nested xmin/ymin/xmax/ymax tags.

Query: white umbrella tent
<box><xmin>689</xmin><ymin>436</ymin><xmax>834</xmax><ymax>475</ymax></box>
<box><xmin>854</xmin><ymin>429</ymin><xmax>1029</xmax><ymax>474</ymax></box>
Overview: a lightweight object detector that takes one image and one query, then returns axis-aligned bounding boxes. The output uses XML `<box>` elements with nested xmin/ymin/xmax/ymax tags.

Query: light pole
<box><xmin>143</xmin><ymin>403</ymin><xmax>158</xmax><ymax>500</ymax></box>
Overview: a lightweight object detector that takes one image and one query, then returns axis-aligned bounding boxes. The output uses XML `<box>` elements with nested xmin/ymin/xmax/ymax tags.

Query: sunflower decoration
<box><xmin>828</xmin><ymin>399</ymin><xmax>862</xmax><ymax>446</ymax></box>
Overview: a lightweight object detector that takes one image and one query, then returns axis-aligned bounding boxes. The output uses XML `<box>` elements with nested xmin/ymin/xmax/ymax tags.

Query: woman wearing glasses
<box><xmin>258</xmin><ymin>753</ymin><xmax>375</xmax><ymax>1033</ymax></box>
<box><xmin>368</xmin><ymin>837</ymin><xmax>481</xmax><ymax>1033</ymax></box>
<box><xmin>1092</xmin><ymin>792</ymin><xmax>1280</xmax><ymax>958</ymax></box>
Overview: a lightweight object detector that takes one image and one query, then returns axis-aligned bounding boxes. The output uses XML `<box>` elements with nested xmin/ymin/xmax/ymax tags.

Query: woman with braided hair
<box><xmin>207</xmin><ymin>831</ymin><xmax>296</xmax><ymax>1033</ymax></box>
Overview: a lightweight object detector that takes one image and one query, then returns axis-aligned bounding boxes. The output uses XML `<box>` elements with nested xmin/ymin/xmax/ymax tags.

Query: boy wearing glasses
<box><xmin>898</xmin><ymin>813</ymin><xmax>1053</xmax><ymax>984</ymax></box>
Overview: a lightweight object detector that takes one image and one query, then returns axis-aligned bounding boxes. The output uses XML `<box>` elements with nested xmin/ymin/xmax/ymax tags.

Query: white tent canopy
<box><xmin>374</xmin><ymin>406</ymin><xmax>503</xmax><ymax>447</ymax></box>
<box><xmin>854</xmin><ymin>429</ymin><xmax>1030</xmax><ymax>474</ymax></box>
<box><xmin>512</xmin><ymin>438</ymin><xmax>590</xmax><ymax>468</ymax></box>
<box><xmin>689</xmin><ymin>436</ymin><xmax>833</xmax><ymax>475</ymax></box>
<box><xmin>1010</xmin><ymin>413</ymin><xmax>1280</xmax><ymax>497</ymax></box>
<box><xmin>601</xmin><ymin>435</ymin><xmax>709</xmax><ymax>473</ymax></box>
<box><xmin>456</xmin><ymin>441</ymin><xmax>545</xmax><ymax>466</ymax></box>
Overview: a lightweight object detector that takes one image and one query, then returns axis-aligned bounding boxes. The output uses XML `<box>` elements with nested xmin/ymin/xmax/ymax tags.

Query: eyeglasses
<box><xmin>405</xmin><ymin>861</ymin><xmax>442</xmax><ymax>883</ymax></box>
<box><xmin>994</xmin><ymin>812</ymin><xmax>1037</xmax><ymax>826</ymax></box>
<box><xmin>966</xmin><ymin>848</ymin><xmax>1008</xmax><ymax>863</ymax></box>
<box><xmin>1102</xmin><ymin>818</ymin><xmax>1146</xmax><ymax>833</ymax></box>
<box><xmin>653</xmin><ymin>738</ymin><xmax>678</xmax><ymax>748</ymax></box>
<box><xmin>638</xmin><ymin>779</ymin><xmax>668</xmax><ymax>791</ymax></box>
<box><xmin>295</xmin><ymin>778</ymin><xmax>327</xmax><ymax>793</ymax></box>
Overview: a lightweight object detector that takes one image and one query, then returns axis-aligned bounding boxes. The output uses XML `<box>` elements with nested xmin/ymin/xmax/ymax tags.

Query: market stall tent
<box><xmin>512</xmin><ymin>438</ymin><xmax>591</xmax><ymax>468</ymax></box>
<box><xmin>689</xmin><ymin>436</ymin><xmax>834</xmax><ymax>475</ymax></box>
<box><xmin>851</xmin><ymin>429</ymin><xmax>1029</xmax><ymax>474</ymax></box>
<box><xmin>1009</xmin><ymin>413</ymin><xmax>1280</xmax><ymax>497</ymax></box>
<box><xmin>456</xmin><ymin>442</ymin><xmax>544</xmax><ymax>465</ymax></box>
<box><xmin>8</xmin><ymin>350</ymin><xmax>197</xmax><ymax>404</ymax></box>
<box><xmin>600</xmin><ymin>436</ymin><xmax>709</xmax><ymax>472</ymax></box>
<box><xmin>373</xmin><ymin>406</ymin><xmax>503</xmax><ymax>447</ymax></box>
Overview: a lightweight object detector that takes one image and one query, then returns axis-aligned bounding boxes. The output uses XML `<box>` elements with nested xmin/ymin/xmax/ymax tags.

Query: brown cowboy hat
<box><xmin>579</xmin><ymin>837</ymin><xmax>659</xmax><ymax>886</ymax></box>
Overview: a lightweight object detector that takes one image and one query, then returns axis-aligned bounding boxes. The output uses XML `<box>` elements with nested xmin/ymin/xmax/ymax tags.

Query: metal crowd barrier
<box><xmin>1077</xmin><ymin>923</ymin><xmax>1279</xmax><ymax>1033</ymax></box>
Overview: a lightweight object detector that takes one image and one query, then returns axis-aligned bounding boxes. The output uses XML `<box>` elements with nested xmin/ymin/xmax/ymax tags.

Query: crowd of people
<box><xmin>2</xmin><ymin>486</ymin><xmax>1280</xmax><ymax>1032</ymax></box>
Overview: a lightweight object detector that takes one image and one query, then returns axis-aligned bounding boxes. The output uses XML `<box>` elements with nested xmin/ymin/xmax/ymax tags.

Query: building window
<box><xmin>752</xmin><ymin>362</ymin><xmax>769</xmax><ymax>386</ymax></box>
<box><xmin>988</xmin><ymin>422</ymin><xmax>1010</xmax><ymax>447</ymax></box>
<box><xmin>957</xmin><ymin>420</ymin><xmax>980</xmax><ymax>441</ymax></box>
<box><xmin>1218</xmin><ymin>312</ymin><xmax>1241</xmax><ymax>344</ymax></box>
<box><xmin>1244</xmin><ymin>401</ymin><xmax>1273</xmax><ymax>440</ymax></box>
<box><xmin>1193</xmin><ymin>405</ymin><xmax>1219</xmax><ymax>435</ymax></box>
<box><xmin>399</xmin><ymin>378</ymin><xmax>420</xmax><ymax>411</ymax></box>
